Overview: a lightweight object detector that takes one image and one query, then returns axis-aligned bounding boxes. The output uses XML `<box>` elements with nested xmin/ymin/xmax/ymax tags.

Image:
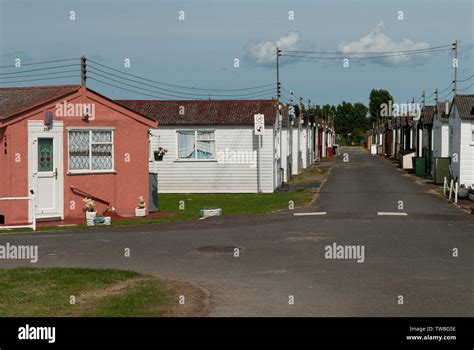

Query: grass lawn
<box><xmin>157</xmin><ymin>190</ymin><xmax>313</xmax><ymax>220</ymax></box>
<box><xmin>0</xmin><ymin>268</ymin><xmax>174</xmax><ymax>316</ymax></box>
<box><xmin>0</xmin><ymin>189</ymin><xmax>314</xmax><ymax>233</ymax></box>
<box><xmin>287</xmin><ymin>163</ymin><xmax>331</xmax><ymax>185</ymax></box>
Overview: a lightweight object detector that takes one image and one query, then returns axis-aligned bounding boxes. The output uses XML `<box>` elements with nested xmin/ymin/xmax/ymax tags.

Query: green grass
<box><xmin>0</xmin><ymin>190</ymin><xmax>314</xmax><ymax>233</ymax></box>
<box><xmin>288</xmin><ymin>167</ymin><xmax>329</xmax><ymax>185</ymax></box>
<box><xmin>0</xmin><ymin>268</ymin><xmax>172</xmax><ymax>316</ymax></box>
<box><xmin>157</xmin><ymin>191</ymin><xmax>313</xmax><ymax>220</ymax></box>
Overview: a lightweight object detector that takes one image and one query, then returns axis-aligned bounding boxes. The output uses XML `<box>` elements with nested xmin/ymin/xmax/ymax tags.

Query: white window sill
<box><xmin>67</xmin><ymin>170</ymin><xmax>116</xmax><ymax>175</ymax></box>
<box><xmin>174</xmin><ymin>159</ymin><xmax>217</xmax><ymax>162</ymax></box>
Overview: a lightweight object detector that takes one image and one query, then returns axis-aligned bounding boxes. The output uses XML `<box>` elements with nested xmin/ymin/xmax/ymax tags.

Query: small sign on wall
<box><xmin>254</xmin><ymin>113</ymin><xmax>265</xmax><ymax>135</ymax></box>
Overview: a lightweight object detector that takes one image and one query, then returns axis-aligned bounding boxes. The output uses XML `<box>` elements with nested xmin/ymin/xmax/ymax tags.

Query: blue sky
<box><xmin>0</xmin><ymin>0</ymin><xmax>473</xmax><ymax>106</ymax></box>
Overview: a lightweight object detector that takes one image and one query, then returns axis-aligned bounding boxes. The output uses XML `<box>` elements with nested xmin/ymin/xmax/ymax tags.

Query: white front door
<box><xmin>28</xmin><ymin>121</ymin><xmax>64</xmax><ymax>220</ymax></box>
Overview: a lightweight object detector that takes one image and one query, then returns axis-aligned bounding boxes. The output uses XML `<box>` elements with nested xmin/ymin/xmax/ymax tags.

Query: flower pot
<box><xmin>154</xmin><ymin>153</ymin><xmax>163</xmax><ymax>161</ymax></box>
<box><xmin>86</xmin><ymin>211</ymin><xmax>97</xmax><ymax>220</ymax></box>
<box><xmin>458</xmin><ymin>187</ymin><xmax>469</xmax><ymax>198</ymax></box>
<box><xmin>135</xmin><ymin>207</ymin><xmax>146</xmax><ymax>217</ymax></box>
<box><xmin>468</xmin><ymin>193</ymin><xmax>474</xmax><ymax>202</ymax></box>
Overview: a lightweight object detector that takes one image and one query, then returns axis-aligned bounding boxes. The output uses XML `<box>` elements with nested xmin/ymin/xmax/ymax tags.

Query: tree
<box><xmin>369</xmin><ymin>89</ymin><xmax>393</xmax><ymax>125</ymax></box>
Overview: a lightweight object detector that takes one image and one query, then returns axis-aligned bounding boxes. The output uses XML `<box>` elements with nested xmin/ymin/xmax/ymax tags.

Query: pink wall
<box><xmin>0</xmin><ymin>87</ymin><xmax>156</xmax><ymax>224</ymax></box>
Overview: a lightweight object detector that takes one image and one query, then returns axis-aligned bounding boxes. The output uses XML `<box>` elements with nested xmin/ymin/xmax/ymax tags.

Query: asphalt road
<box><xmin>1</xmin><ymin>147</ymin><xmax>473</xmax><ymax>316</ymax></box>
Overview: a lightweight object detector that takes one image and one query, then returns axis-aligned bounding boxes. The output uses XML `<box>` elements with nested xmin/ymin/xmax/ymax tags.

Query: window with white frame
<box><xmin>177</xmin><ymin>130</ymin><xmax>215</xmax><ymax>160</ymax></box>
<box><xmin>68</xmin><ymin>129</ymin><xmax>114</xmax><ymax>172</ymax></box>
<box><xmin>471</xmin><ymin>122</ymin><xmax>474</xmax><ymax>143</ymax></box>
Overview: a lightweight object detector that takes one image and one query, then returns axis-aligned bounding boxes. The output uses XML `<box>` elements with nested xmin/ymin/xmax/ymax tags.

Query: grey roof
<box><xmin>420</xmin><ymin>105</ymin><xmax>435</xmax><ymax>124</ymax></box>
<box><xmin>0</xmin><ymin>85</ymin><xmax>80</xmax><ymax>121</ymax></box>
<box><xmin>450</xmin><ymin>94</ymin><xmax>474</xmax><ymax>119</ymax></box>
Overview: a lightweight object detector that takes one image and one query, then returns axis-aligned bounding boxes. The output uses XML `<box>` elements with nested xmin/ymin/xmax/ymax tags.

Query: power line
<box><xmin>0</xmin><ymin>58</ymin><xmax>78</xmax><ymax>69</ymax></box>
<box><xmin>458</xmin><ymin>83</ymin><xmax>474</xmax><ymax>92</ymax></box>
<box><xmin>0</xmin><ymin>75</ymin><xmax>79</xmax><ymax>84</ymax></box>
<box><xmin>0</xmin><ymin>69</ymin><xmax>79</xmax><ymax>80</ymax></box>
<box><xmin>425</xmin><ymin>91</ymin><xmax>435</xmax><ymax>100</ymax></box>
<box><xmin>88</xmin><ymin>64</ymin><xmax>275</xmax><ymax>98</ymax></box>
<box><xmin>89</xmin><ymin>76</ymin><xmax>274</xmax><ymax>100</ymax></box>
<box><xmin>88</xmin><ymin>69</ymin><xmax>275</xmax><ymax>99</ymax></box>
<box><xmin>280</xmin><ymin>48</ymin><xmax>452</xmax><ymax>60</ymax></box>
<box><xmin>438</xmin><ymin>81</ymin><xmax>454</xmax><ymax>94</ymax></box>
<box><xmin>89</xmin><ymin>77</ymin><xmax>172</xmax><ymax>100</ymax></box>
<box><xmin>439</xmin><ymin>89</ymin><xmax>454</xmax><ymax>100</ymax></box>
<box><xmin>0</xmin><ymin>64</ymin><xmax>80</xmax><ymax>75</ymax></box>
<box><xmin>457</xmin><ymin>75</ymin><xmax>473</xmax><ymax>83</ymax></box>
<box><xmin>281</xmin><ymin>44</ymin><xmax>453</xmax><ymax>55</ymax></box>
<box><xmin>88</xmin><ymin>59</ymin><xmax>274</xmax><ymax>92</ymax></box>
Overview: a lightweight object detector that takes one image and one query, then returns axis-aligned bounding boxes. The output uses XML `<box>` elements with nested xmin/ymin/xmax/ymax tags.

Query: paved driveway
<box><xmin>1</xmin><ymin>147</ymin><xmax>472</xmax><ymax>316</ymax></box>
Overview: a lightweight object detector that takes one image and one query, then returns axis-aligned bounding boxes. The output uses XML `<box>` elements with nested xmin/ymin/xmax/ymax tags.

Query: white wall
<box><xmin>292</xmin><ymin>126</ymin><xmax>300</xmax><ymax>175</ymax></box>
<box><xmin>459</xmin><ymin>120</ymin><xmax>474</xmax><ymax>187</ymax></box>
<box><xmin>433</xmin><ymin>120</ymin><xmax>449</xmax><ymax>158</ymax></box>
<box><xmin>149</xmin><ymin>125</ymin><xmax>275</xmax><ymax>193</ymax></box>
<box><xmin>281</xmin><ymin>128</ymin><xmax>288</xmax><ymax>182</ymax></box>
<box><xmin>300</xmin><ymin>126</ymin><xmax>307</xmax><ymax>169</ymax></box>
<box><xmin>449</xmin><ymin>107</ymin><xmax>462</xmax><ymax>185</ymax></box>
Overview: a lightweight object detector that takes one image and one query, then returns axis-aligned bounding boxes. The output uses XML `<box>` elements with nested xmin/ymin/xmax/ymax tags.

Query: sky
<box><xmin>0</xmin><ymin>0</ymin><xmax>473</xmax><ymax>106</ymax></box>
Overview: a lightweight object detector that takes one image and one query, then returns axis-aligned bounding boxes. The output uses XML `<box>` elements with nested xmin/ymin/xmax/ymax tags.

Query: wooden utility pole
<box><xmin>80</xmin><ymin>55</ymin><xmax>87</xmax><ymax>87</ymax></box>
<box><xmin>453</xmin><ymin>40</ymin><xmax>458</xmax><ymax>96</ymax></box>
<box><xmin>276</xmin><ymin>46</ymin><xmax>280</xmax><ymax>104</ymax></box>
<box><xmin>289</xmin><ymin>91</ymin><xmax>293</xmax><ymax>178</ymax></box>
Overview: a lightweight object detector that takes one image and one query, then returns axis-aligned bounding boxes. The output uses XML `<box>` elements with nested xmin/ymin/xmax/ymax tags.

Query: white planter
<box><xmin>458</xmin><ymin>187</ymin><xmax>469</xmax><ymax>198</ymax></box>
<box><xmin>104</xmin><ymin>217</ymin><xmax>112</xmax><ymax>225</ymax></box>
<box><xmin>86</xmin><ymin>211</ymin><xmax>97</xmax><ymax>220</ymax></box>
<box><xmin>86</xmin><ymin>219</ymin><xmax>94</xmax><ymax>226</ymax></box>
<box><xmin>135</xmin><ymin>208</ymin><xmax>146</xmax><ymax>217</ymax></box>
<box><xmin>468</xmin><ymin>193</ymin><xmax>474</xmax><ymax>202</ymax></box>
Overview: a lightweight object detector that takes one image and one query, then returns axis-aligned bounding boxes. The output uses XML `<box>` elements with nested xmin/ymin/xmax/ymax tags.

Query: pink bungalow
<box><xmin>0</xmin><ymin>85</ymin><xmax>157</xmax><ymax>225</ymax></box>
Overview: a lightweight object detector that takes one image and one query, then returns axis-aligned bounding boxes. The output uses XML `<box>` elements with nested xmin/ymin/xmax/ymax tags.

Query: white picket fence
<box><xmin>0</xmin><ymin>195</ymin><xmax>36</xmax><ymax>231</ymax></box>
<box><xmin>443</xmin><ymin>177</ymin><xmax>458</xmax><ymax>204</ymax></box>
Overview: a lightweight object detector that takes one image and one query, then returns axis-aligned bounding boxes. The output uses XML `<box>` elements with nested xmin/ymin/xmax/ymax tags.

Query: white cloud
<box><xmin>338</xmin><ymin>21</ymin><xmax>430</xmax><ymax>64</ymax></box>
<box><xmin>247</xmin><ymin>31</ymin><xmax>300</xmax><ymax>66</ymax></box>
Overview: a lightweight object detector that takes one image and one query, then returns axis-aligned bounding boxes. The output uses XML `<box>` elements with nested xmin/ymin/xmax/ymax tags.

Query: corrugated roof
<box><xmin>117</xmin><ymin>99</ymin><xmax>278</xmax><ymax>125</ymax></box>
<box><xmin>450</xmin><ymin>94</ymin><xmax>474</xmax><ymax>119</ymax></box>
<box><xmin>0</xmin><ymin>85</ymin><xmax>81</xmax><ymax>120</ymax></box>
<box><xmin>420</xmin><ymin>105</ymin><xmax>435</xmax><ymax>124</ymax></box>
<box><xmin>435</xmin><ymin>101</ymin><xmax>450</xmax><ymax>119</ymax></box>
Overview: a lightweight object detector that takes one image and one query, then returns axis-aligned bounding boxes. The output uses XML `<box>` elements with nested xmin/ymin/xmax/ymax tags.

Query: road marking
<box><xmin>377</xmin><ymin>212</ymin><xmax>408</xmax><ymax>216</ymax></box>
<box><xmin>293</xmin><ymin>212</ymin><xmax>327</xmax><ymax>216</ymax></box>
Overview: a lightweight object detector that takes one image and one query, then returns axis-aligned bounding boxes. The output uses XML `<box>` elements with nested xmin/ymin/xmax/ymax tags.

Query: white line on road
<box><xmin>377</xmin><ymin>212</ymin><xmax>408</xmax><ymax>216</ymax></box>
<box><xmin>293</xmin><ymin>212</ymin><xmax>327</xmax><ymax>216</ymax></box>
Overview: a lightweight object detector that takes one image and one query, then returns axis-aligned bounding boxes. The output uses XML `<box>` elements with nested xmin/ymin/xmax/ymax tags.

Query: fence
<box><xmin>0</xmin><ymin>195</ymin><xmax>36</xmax><ymax>231</ymax></box>
<box><xmin>443</xmin><ymin>177</ymin><xmax>458</xmax><ymax>204</ymax></box>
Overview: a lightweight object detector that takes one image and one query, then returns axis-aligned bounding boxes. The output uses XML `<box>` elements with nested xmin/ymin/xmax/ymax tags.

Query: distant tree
<box><xmin>369</xmin><ymin>89</ymin><xmax>393</xmax><ymax>125</ymax></box>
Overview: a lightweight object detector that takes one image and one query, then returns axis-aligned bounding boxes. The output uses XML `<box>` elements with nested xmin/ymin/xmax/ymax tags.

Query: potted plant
<box><xmin>135</xmin><ymin>196</ymin><xmax>146</xmax><ymax>217</ymax></box>
<box><xmin>458</xmin><ymin>184</ymin><xmax>469</xmax><ymax>198</ymax></box>
<box><xmin>82</xmin><ymin>197</ymin><xmax>96</xmax><ymax>220</ymax></box>
<box><xmin>154</xmin><ymin>147</ymin><xmax>168</xmax><ymax>161</ymax></box>
<box><xmin>468</xmin><ymin>186</ymin><xmax>474</xmax><ymax>202</ymax></box>
<box><xmin>103</xmin><ymin>205</ymin><xmax>119</xmax><ymax>219</ymax></box>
